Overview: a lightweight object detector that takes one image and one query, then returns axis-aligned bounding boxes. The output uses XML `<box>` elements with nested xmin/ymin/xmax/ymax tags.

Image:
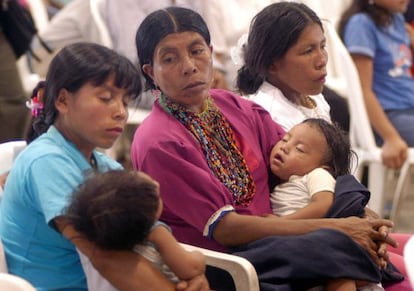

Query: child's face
<box><xmin>270</xmin><ymin>123</ymin><xmax>328</xmax><ymax>181</ymax></box>
<box><xmin>136</xmin><ymin>172</ymin><xmax>163</xmax><ymax>219</ymax></box>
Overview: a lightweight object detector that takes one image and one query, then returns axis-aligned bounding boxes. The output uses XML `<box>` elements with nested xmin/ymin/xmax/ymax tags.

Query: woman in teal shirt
<box><xmin>0</xmin><ymin>42</ymin><xmax>208</xmax><ymax>290</ymax></box>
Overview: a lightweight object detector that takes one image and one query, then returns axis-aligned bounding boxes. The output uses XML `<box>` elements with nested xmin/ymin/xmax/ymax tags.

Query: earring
<box><xmin>151</xmin><ymin>83</ymin><xmax>161</xmax><ymax>98</ymax></box>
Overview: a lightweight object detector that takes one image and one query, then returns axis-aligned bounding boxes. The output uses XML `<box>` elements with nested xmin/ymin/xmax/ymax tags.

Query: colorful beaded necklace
<box><xmin>159</xmin><ymin>93</ymin><xmax>256</xmax><ymax>206</ymax></box>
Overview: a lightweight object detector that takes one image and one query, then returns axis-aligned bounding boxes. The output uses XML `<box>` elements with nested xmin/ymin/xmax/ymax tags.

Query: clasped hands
<box><xmin>335</xmin><ymin>215</ymin><xmax>396</xmax><ymax>269</ymax></box>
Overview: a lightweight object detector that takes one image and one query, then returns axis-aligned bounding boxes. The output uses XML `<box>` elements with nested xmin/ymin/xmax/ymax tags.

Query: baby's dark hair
<box><xmin>302</xmin><ymin>118</ymin><xmax>356</xmax><ymax>178</ymax></box>
<box><xmin>65</xmin><ymin>170</ymin><xmax>159</xmax><ymax>250</ymax></box>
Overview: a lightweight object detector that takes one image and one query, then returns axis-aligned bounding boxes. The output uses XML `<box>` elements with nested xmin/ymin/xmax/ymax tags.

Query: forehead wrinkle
<box><xmin>158</xmin><ymin>35</ymin><xmax>207</xmax><ymax>55</ymax></box>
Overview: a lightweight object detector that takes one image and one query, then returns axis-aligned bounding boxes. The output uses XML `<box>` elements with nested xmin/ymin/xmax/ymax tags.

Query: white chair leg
<box><xmin>389</xmin><ymin>162</ymin><xmax>411</xmax><ymax>223</ymax></box>
<box><xmin>367</xmin><ymin>163</ymin><xmax>387</xmax><ymax>216</ymax></box>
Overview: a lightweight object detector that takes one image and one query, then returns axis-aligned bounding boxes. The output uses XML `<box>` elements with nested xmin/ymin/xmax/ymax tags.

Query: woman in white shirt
<box><xmin>236</xmin><ymin>2</ymin><xmax>331</xmax><ymax>131</ymax></box>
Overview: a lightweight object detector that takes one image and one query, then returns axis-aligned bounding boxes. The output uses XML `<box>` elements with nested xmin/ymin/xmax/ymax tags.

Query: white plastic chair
<box><xmin>89</xmin><ymin>0</ymin><xmax>113</xmax><ymax>48</ymax></box>
<box><xmin>323</xmin><ymin>22</ymin><xmax>414</xmax><ymax>219</ymax></box>
<box><xmin>16</xmin><ymin>0</ymin><xmax>49</xmax><ymax>95</ymax></box>
<box><xmin>0</xmin><ymin>140</ymin><xmax>27</xmax><ymax>176</ymax></box>
<box><xmin>181</xmin><ymin>243</ymin><xmax>260</xmax><ymax>291</ymax></box>
<box><xmin>26</xmin><ymin>0</ymin><xmax>49</xmax><ymax>33</ymax></box>
<box><xmin>0</xmin><ymin>140</ymin><xmax>27</xmax><ymax>197</ymax></box>
<box><xmin>0</xmin><ymin>239</ymin><xmax>7</xmax><ymax>273</ymax></box>
<box><xmin>404</xmin><ymin>235</ymin><xmax>414</xmax><ymax>289</ymax></box>
<box><xmin>0</xmin><ymin>274</ymin><xmax>36</xmax><ymax>291</ymax></box>
<box><xmin>78</xmin><ymin>243</ymin><xmax>259</xmax><ymax>291</ymax></box>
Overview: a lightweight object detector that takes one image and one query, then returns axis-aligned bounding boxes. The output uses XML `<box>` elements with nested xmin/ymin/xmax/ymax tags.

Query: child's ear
<box><xmin>55</xmin><ymin>88</ymin><xmax>70</xmax><ymax>114</ymax></box>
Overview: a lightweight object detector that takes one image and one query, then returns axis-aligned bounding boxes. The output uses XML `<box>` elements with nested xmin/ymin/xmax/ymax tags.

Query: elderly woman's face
<box><xmin>143</xmin><ymin>31</ymin><xmax>213</xmax><ymax>110</ymax></box>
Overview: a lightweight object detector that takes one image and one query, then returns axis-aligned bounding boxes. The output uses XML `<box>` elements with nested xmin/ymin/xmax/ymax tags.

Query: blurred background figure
<box><xmin>0</xmin><ymin>0</ymin><xmax>33</xmax><ymax>142</ymax></box>
<box><xmin>339</xmin><ymin>0</ymin><xmax>413</xmax><ymax>170</ymax></box>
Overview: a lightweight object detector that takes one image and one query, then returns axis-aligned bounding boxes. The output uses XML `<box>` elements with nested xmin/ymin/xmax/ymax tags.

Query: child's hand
<box><xmin>175</xmin><ymin>274</ymin><xmax>210</xmax><ymax>291</ymax></box>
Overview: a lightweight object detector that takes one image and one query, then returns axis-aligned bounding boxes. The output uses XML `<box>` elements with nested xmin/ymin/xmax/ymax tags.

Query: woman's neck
<box><xmin>54</xmin><ymin>121</ymin><xmax>94</xmax><ymax>161</ymax></box>
<box><xmin>187</xmin><ymin>101</ymin><xmax>207</xmax><ymax>114</ymax></box>
<box><xmin>277</xmin><ymin>86</ymin><xmax>307</xmax><ymax>107</ymax></box>
<box><xmin>267</xmin><ymin>79</ymin><xmax>300</xmax><ymax>104</ymax></box>
<box><xmin>161</xmin><ymin>92</ymin><xmax>208</xmax><ymax>114</ymax></box>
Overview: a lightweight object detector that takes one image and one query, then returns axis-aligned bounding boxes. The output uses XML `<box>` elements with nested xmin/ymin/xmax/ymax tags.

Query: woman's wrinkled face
<box><xmin>55</xmin><ymin>75</ymin><xmax>130</xmax><ymax>158</ymax></box>
<box><xmin>269</xmin><ymin>122</ymin><xmax>328</xmax><ymax>181</ymax></box>
<box><xmin>143</xmin><ymin>31</ymin><xmax>213</xmax><ymax>111</ymax></box>
<box><xmin>267</xmin><ymin>23</ymin><xmax>327</xmax><ymax>99</ymax></box>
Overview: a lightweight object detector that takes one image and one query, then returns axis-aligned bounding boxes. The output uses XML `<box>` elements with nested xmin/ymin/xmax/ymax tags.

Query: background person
<box><xmin>339</xmin><ymin>0</ymin><xmax>413</xmax><ymax>170</ymax></box>
<box><xmin>237</xmin><ymin>2</ymin><xmax>331</xmax><ymax>132</ymax></box>
<box><xmin>0</xmin><ymin>1</ymin><xmax>31</xmax><ymax>142</ymax></box>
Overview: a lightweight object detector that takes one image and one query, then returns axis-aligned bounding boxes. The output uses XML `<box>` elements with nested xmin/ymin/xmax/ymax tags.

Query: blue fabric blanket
<box><xmin>231</xmin><ymin>175</ymin><xmax>403</xmax><ymax>290</ymax></box>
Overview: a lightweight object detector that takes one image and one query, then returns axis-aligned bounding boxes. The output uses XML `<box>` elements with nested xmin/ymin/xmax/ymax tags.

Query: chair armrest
<box><xmin>180</xmin><ymin>243</ymin><xmax>259</xmax><ymax>291</ymax></box>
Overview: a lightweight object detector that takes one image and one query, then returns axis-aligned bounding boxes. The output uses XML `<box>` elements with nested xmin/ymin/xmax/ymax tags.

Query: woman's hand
<box><xmin>176</xmin><ymin>274</ymin><xmax>210</xmax><ymax>291</ymax></box>
<box><xmin>381</xmin><ymin>136</ymin><xmax>408</xmax><ymax>169</ymax></box>
<box><xmin>364</xmin><ymin>208</ymin><xmax>395</xmax><ymax>268</ymax></box>
<box><xmin>376</xmin><ymin>225</ymin><xmax>392</xmax><ymax>269</ymax></box>
<box><xmin>333</xmin><ymin>216</ymin><xmax>396</xmax><ymax>267</ymax></box>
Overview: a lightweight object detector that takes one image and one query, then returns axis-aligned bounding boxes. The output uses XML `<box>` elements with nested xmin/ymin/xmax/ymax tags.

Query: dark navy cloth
<box><xmin>326</xmin><ymin>174</ymin><xmax>370</xmax><ymax>218</ymax></box>
<box><xmin>230</xmin><ymin>175</ymin><xmax>403</xmax><ymax>290</ymax></box>
<box><xmin>232</xmin><ymin>229</ymin><xmax>381</xmax><ymax>290</ymax></box>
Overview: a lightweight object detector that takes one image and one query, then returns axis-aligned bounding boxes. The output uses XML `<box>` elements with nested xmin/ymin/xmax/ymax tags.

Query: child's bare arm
<box><xmin>148</xmin><ymin>225</ymin><xmax>206</xmax><ymax>280</ymax></box>
<box><xmin>281</xmin><ymin>191</ymin><xmax>334</xmax><ymax>219</ymax></box>
<box><xmin>55</xmin><ymin>218</ymin><xmax>176</xmax><ymax>291</ymax></box>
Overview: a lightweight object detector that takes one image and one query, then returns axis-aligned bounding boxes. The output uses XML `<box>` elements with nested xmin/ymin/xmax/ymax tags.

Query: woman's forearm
<box><xmin>213</xmin><ymin>212</ymin><xmax>393</xmax><ymax>249</ymax></box>
<box><xmin>90</xmin><ymin>248</ymin><xmax>175</xmax><ymax>291</ymax></box>
<box><xmin>213</xmin><ymin>212</ymin><xmax>335</xmax><ymax>246</ymax></box>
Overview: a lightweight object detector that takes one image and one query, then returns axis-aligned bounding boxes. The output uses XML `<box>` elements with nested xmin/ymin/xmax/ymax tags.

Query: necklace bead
<box><xmin>293</xmin><ymin>96</ymin><xmax>321</xmax><ymax>118</ymax></box>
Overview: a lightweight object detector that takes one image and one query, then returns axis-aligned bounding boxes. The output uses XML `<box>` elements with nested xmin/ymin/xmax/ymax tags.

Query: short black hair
<box><xmin>65</xmin><ymin>170</ymin><xmax>159</xmax><ymax>250</ymax></box>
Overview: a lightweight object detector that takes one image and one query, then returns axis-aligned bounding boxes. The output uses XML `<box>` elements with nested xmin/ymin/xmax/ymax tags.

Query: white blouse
<box><xmin>247</xmin><ymin>81</ymin><xmax>331</xmax><ymax>131</ymax></box>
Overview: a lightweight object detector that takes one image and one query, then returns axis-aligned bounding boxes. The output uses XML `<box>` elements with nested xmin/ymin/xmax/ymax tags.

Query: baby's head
<box><xmin>270</xmin><ymin>118</ymin><xmax>353</xmax><ymax>181</ymax></box>
<box><xmin>65</xmin><ymin>170</ymin><xmax>160</xmax><ymax>250</ymax></box>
